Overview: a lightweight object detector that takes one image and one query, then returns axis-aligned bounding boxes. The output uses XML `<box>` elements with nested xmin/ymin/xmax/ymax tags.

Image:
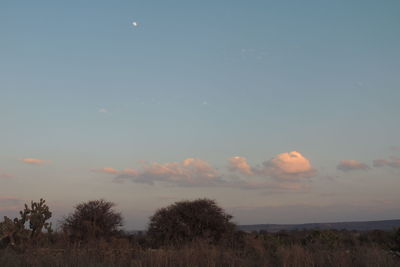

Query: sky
<box><xmin>1</xmin><ymin>0</ymin><xmax>400</xmax><ymax>230</ymax></box>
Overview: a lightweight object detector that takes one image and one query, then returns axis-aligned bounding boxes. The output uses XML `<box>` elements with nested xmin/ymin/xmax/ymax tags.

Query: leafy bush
<box><xmin>147</xmin><ymin>198</ymin><xmax>236</xmax><ymax>247</ymax></box>
<box><xmin>61</xmin><ymin>199</ymin><xmax>122</xmax><ymax>241</ymax></box>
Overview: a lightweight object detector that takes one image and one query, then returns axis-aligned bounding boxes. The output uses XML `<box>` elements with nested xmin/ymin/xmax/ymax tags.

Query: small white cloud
<box><xmin>132</xmin><ymin>21</ymin><xmax>139</xmax><ymax>27</ymax></box>
<box><xmin>98</xmin><ymin>108</ymin><xmax>108</xmax><ymax>113</ymax></box>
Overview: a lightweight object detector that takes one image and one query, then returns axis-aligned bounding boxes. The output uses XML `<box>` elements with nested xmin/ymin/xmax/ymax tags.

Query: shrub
<box><xmin>147</xmin><ymin>198</ymin><xmax>236</xmax><ymax>247</ymax></box>
<box><xmin>394</xmin><ymin>228</ymin><xmax>400</xmax><ymax>251</ymax></box>
<box><xmin>61</xmin><ymin>199</ymin><xmax>122</xmax><ymax>241</ymax></box>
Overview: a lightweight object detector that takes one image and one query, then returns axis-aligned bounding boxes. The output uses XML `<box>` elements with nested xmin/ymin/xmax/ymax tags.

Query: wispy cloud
<box><xmin>0</xmin><ymin>172</ymin><xmax>14</xmax><ymax>179</ymax></box>
<box><xmin>373</xmin><ymin>157</ymin><xmax>400</xmax><ymax>169</ymax></box>
<box><xmin>92</xmin><ymin>167</ymin><xmax>120</xmax><ymax>174</ymax></box>
<box><xmin>0</xmin><ymin>196</ymin><xmax>22</xmax><ymax>211</ymax></box>
<box><xmin>390</xmin><ymin>146</ymin><xmax>400</xmax><ymax>151</ymax></box>
<box><xmin>373</xmin><ymin>159</ymin><xmax>389</xmax><ymax>168</ymax></box>
<box><xmin>337</xmin><ymin>160</ymin><xmax>369</xmax><ymax>172</ymax></box>
<box><xmin>19</xmin><ymin>158</ymin><xmax>47</xmax><ymax>165</ymax></box>
<box><xmin>98</xmin><ymin>108</ymin><xmax>109</xmax><ymax>113</ymax></box>
<box><xmin>115</xmin><ymin>158</ymin><xmax>223</xmax><ymax>187</ymax></box>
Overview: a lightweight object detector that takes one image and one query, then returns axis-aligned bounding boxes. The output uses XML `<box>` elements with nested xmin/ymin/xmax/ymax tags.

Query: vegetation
<box><xmin>0</xmin><ymin>199</ymin><xmax>52</xmax><ymax>251</ymax></box>
<box><xmin>147</xmin><ymin>199</ymin><xmax>236</xmax><ymax>246</ymax></box>
<box><xmin>1</xmin><ymin>198</ymin><xmax>400</xmax><ymax>266</ymax></box>
<box><xmin>61</xmin><ymin>199</ymin><xmax>122</xmax><ymax>241</ymax></box>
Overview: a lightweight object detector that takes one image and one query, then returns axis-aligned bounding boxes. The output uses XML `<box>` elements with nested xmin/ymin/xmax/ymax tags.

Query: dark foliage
<box><xmin>147</xmin><ymin>198</ymin><xmax>236</xmax><ymax>247</ymax></box>
<box><xmin>61</xmin><ymin>199</ymin><xmax>122</xmax><ymax>241</ymax></box>
<box><xmin>0</xmin><ymin>199</ymin><xmax>52</xmax><ymax>251</ymax></box>
<box><xmin>394</xmin><ymin>228</ymin><xmax>400</xmax><ymax>251</ymax></box>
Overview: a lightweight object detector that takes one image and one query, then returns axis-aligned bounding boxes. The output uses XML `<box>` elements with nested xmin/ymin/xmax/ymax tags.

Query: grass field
<box><xmin>1</xmin><ymin>229</ymin><xmax>399</xmax><ymax>267</ymax></box>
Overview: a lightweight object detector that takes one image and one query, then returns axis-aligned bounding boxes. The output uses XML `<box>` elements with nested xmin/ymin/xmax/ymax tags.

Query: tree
<box><xmin>61</xmin><ymin>199</ymin><xmax>122</xmax><ymax>241</ymax></box>
<box><xmin>147</xmin><ymin>199</ymin><xmax>236</xmax><ymax>246</ymax></box>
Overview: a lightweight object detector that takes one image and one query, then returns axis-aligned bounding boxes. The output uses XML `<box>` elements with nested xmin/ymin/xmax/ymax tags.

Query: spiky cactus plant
<box><xmin>0</xmin><ymin>198</ymin><xmax>52</xmax><ymax>250</ymax></box>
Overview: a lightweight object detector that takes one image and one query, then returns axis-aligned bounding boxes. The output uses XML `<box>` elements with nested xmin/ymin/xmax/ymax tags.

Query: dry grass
<box><xmin>0</xmin><ymin>230</ymin><xmax>399</xmax><ymax>267</ymax></box>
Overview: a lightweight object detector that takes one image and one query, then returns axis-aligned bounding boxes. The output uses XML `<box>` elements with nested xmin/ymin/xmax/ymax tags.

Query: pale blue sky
<box><xmin>1</xmin><ymin>0</ymin><xmax>399</xmax><ymax>229</ymax></box>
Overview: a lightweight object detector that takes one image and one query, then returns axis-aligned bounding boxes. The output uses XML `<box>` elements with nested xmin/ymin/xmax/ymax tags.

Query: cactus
<box><xmin>0</xmin><ymin>198</ymin><xmax>52</xmax><ymax>250</ymax></box>
<box><xmin>26</xmin><ymin>198</ymin><xmax>53</xmax><ymax>240</ymax></box>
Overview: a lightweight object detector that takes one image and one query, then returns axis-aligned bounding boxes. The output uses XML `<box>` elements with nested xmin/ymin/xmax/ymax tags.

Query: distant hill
<box><xmin>239</xmin><ymin>219</ymin><xmax>400</xmax><ymax>232</ymax></box>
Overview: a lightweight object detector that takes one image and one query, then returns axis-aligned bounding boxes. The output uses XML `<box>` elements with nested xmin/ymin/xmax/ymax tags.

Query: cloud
<box><xmin>0</xmin><ymin>172</ymin><xmax>14</xmax><ymax>179</ymax></box>
<box><xmin>92</xmin><ymin>168</ymin><xmax>141</xmax><ymax>175</ymax></box>
<box><xmin>122</xmin><ymin>168</ymin><xmax>139</xmax><ymax>175</ymax></box>
<box><xmin>0</xmin><ymin>196</ymin><xmax>22</xmax><ymax>211</ymax></box>
<box><xmin>19</xmin><ymin>158</ymin><xmax>46</xmax><ymax>165</ymax></box>
<box><xmin>92</xmin><ymin>167</ymin><xmax>120</xmax><ymax>174</ymax></box>
<box><xmin>228</xmin><ymin>151</ymin><xmax>316</xmax><ymax>180</ymax></box>
<box><xmin>226</xmin><ymin>152</ymin><xmax>315</xmax><ymax>192</ymax></box>
<box><xmin>228</xmin><ymin>156</ymin><xmax>254</xmax><ymax>176</ymax></box>
<box><xmin>390</xmin><ymin>146</ymin><xmax>400</xmax><ymax>151</ymax></box>
<box><xmin>337</xmin><ymin>160</ymin><xmax>369</xmax><ymax>172</ymax></box>
<box><xmin>260</xmin><ymin>151</ymin><xmax>316</xmax><ymax>179</ymax></box>
<box><xmin>115</xmin><ymin>158</ymin><xmax>223</xmax><ymax>187</ymax></box>
<box><xmin>388</xmin><ymin>157</ymin><xmax>400</xmax><ymax>168</ymax></box>
<box><xmin>373</xmin><ymin>157</ymin><xmax>400</xmax><ymax>169</ymax></box>
<box><xmin>100</xmin><ymin>153</ymin><xmax>314</xmax><ymax>192</ymax></box>
<box><xmin>373</xmin><ymin>159</ymin><xmax>389</xmax><ymax>168</ymax></box>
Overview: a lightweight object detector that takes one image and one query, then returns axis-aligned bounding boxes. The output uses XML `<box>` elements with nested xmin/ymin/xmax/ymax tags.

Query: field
<box><xmin>1</xmin><ymin>229</ymin><xmax>400</xmax><ymax>267</ymax></box>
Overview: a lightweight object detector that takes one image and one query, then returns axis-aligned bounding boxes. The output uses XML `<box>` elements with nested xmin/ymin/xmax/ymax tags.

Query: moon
<box><xmin>132</xmin><ymin>21</ymin><xmax>138</xmax><ymax>27</ymax></box>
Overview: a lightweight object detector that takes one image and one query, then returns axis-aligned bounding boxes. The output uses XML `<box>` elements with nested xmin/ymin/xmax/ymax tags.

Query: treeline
<box><xmin>1</xmin><ymin>198</ymin><xmax>400</xmax><ymax>266</ymax></box>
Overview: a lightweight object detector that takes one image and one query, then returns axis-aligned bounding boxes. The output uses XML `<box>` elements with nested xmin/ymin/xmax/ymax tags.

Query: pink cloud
<box><xmin>373</xmin><ymin>159</ymin><xmax>389</xmax><ymax>168</ymax></box>
<box><xmin>228</xmin><ymin>151</ymin><xmax>316</xmax><ymax>180</ymax></box>
<box><xmin>115</xmin><ymin>158</ymin><xmax>222</xmax><ymax>186</ymax></box>
<box><xmin>228</xmin><ymin>156</ymin><xmax>254</xmax><ymax>176</ymax></box>
<box><xmin>92</xmin><ymin>167</ymin><xmax>120</xmax><ymax>174</ymax></box>
<box><xmin>0</xmin><ymin>172</ymin><xmax>14</xmax><ymax>179</ymax></box>
<box><xmin>0</xmin><ymin>196</ymin><xmax>22</xmax><ymax>211</ymax></box>
<box><xmin>225</xmin><ymin>151</ymin><xmax>315</xmax><ymax>192</ymax></box>
<box><xmin>19</xmin><ymin>158</ymin><xmax>46</xmax><ymax>165</ymax></box>
<box><xmin>388</xmin><ymin>157</ymin><xmax>400</xmax><ymax>168</ymax></box>
<box><xmin>260</xmin><ymin>151</ymin><xmax>316</xmax><ymax>179</ymax></box>
<box><xmin>102</xmin><ymin>153</ymin><xmax>315</xmax><ymax>191</ymax></box>
<box><xmin>122</xmin><ymin>168</ymin><xmax>139</xmax><ymax>175</ymax></box>
<box><xmin>373</xmin><ymin>157</ymin><xmax>400</xmax><ymax>169</ymax></box>
<box><xmin>337</xmin><ymin>160</ymin><xmax>369</xmax><ymax>172</ymax></box>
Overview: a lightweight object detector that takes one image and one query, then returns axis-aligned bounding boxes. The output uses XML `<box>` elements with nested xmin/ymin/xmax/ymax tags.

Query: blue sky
<box><xmin>1</xmin><ymin>0</ymin><xmax>400</xmax><ymax>229</ymax></box>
